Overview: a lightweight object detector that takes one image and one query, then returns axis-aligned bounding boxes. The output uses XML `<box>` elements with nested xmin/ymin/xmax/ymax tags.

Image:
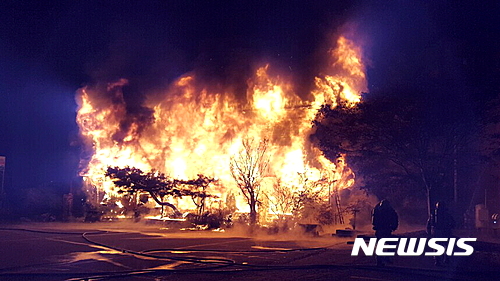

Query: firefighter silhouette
<box><xmin>427</xmin><ymin>201</ymin><xmax>455</xmax><ymax>266</ymax></box>
<box><xmin>372</xmin><ymin>199</ymin><xmax>399</xmax><ymax>266</ymax></box>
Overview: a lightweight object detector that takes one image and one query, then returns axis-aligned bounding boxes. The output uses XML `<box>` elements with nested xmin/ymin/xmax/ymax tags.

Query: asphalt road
<box><xmin>0</xmin><ymin>223</ymin><xmax>499</xmax><ymax>280</ymax></box>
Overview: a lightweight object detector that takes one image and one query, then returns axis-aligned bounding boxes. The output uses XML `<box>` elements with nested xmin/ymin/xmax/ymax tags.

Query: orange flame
<box><xmin>76</xmin><ymin>35</ymin><xmax>366</xmax><ymax>213</ymax></box>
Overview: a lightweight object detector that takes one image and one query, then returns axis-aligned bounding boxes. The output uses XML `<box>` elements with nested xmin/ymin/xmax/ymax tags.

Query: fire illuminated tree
<box><xmin>264</xmin><ymin>179</ymin><xmax>295</xmax><ymax>218</ymax></box>
<box><xmin>105</xmin><ymin>166</ymin><xmax>215</xmax><ymax>217</ymax></box>
<box><xmin>290</xmin><ymin>171</ymin><xmax>337</xmax><ymax>225</ymax></box>
<box><xmin>230</xmin><ymin>138</ymin><xmax>270</xmax><ymax>225</ymax></box>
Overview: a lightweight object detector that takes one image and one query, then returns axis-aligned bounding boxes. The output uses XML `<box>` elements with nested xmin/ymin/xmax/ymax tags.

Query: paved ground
<box><xmin>0</xmin><ymin>222</ymin><xmax>499</xmax><ymax>280</ymax></box>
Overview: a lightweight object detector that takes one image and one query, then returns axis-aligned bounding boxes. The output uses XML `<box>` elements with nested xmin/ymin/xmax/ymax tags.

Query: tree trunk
<box><xmin>149</xmin><ymin>192</ymin><xmax>182</xmax><ymax>217</ymax></box>
<box><xmin>249</xmin><ymin>197</ymin><xmax>257</xmax><ymax>225</ymax></box>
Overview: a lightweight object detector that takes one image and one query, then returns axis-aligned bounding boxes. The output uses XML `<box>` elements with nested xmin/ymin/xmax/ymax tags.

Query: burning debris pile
<box><xmin>76</xmin><ymin>35</ymin><xmax>368</xmax><ymax>226</ymax></box>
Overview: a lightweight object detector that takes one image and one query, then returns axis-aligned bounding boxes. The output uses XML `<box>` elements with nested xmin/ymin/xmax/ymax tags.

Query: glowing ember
<box><xmin>76</xmin><ymin>35</ymin><xmax>367</xmax><ymax>214</ymax></box>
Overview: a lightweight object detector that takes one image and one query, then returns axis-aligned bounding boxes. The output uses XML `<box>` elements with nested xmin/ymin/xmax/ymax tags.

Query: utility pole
<box><xmin>453</xmin><ymin>138</ymin><xmax>458</xmax><ymax>204</ymax></box>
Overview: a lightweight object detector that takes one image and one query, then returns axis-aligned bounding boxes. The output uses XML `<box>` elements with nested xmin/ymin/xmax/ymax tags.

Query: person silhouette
<box><xmin>427</xmin><ymin>201</ymin><xmax>455</xmax><ymax>266</ymax></box>
<box><xmin>372</xmin><ymin>199</ymin><xmax>399</xmax><ymax>266</ymax></box>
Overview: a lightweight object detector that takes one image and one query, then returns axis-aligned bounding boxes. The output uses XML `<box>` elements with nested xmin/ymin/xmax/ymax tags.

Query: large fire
<box><xmin>76</xmin><ymin>35</ymin><xmax>367</xmax><ymax>217</ymax></box>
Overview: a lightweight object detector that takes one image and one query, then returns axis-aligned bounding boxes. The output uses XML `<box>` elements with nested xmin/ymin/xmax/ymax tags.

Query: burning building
<box><xmin>75</xmin><ymin>34</ymin><xmax>367</xmax><ymax>223</ymax></box>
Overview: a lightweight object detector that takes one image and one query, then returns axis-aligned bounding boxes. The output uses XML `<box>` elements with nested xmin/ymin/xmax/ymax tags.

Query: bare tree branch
<box><xmin>230</xmin><ymin>138</ymin><xmax>270</xmax><ymax>225</ymax></box>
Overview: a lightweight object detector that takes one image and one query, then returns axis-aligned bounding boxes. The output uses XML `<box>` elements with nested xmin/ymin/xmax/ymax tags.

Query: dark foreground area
<box><xmin>0</xmin><ymin>223</ymin><xmax>499</xmax><ymax>281</ymax></box>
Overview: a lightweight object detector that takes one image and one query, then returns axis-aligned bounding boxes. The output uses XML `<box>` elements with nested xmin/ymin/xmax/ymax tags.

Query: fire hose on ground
<box><xmin>0</xmin><ymin>228</ymin><xmax>493</xmax><ymax>280</ymax></box>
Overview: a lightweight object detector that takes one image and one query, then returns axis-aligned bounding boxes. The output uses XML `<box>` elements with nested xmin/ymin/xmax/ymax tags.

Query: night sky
<box><xmin>0</xmin><ymin>0</ymin><xmax>498</xmax><ymax>198</ymax></box>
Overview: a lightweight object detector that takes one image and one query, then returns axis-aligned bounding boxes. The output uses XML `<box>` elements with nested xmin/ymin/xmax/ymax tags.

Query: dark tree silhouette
<box><xmin>312</xmin><ymin>97</ymin><xmax>477</xmax><ymax>217</ymax></box>
<box><xmin>183</xmin><ymin>175</ymin><xmax>218</xmax><ymax>216</ymax></box>
<box><xmin>230</xmin><ymin>138</ymin><xmax>270</xmax><ymax>225</ymax></box>
<box><xmin>105</xmin><ymin>166</ymin><xmax>215</xmax><ymax>217</ymax></box>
